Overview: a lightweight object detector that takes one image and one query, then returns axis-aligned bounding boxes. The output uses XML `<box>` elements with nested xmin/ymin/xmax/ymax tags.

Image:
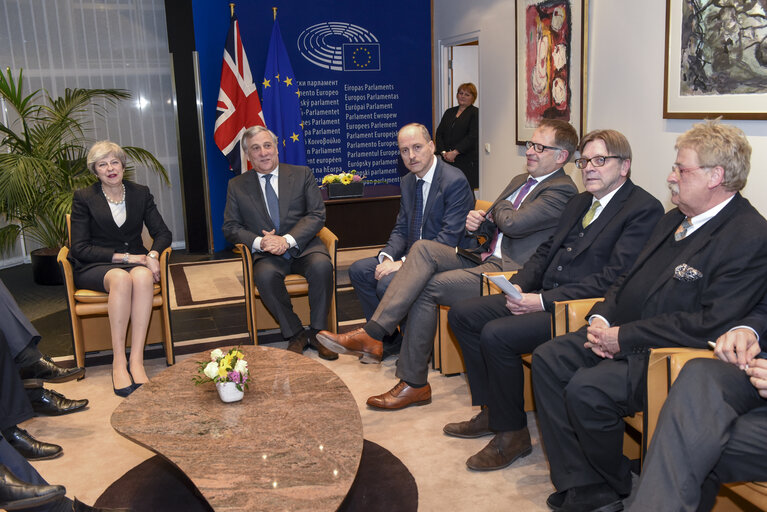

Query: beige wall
<box><xmin>434</xmin><ymin>0</ymin><xmax>767</xmax><ymax>215</ymax></box>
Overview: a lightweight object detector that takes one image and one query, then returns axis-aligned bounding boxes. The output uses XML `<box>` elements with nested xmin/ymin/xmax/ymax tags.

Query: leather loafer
<box><xmin>0</xmin><ymin>463</ymin><xmax>65</xmax><ymax>510</ymax></box>
<box><xmin>72</xmin><ymin>497</ymin><xmax>132</xmax><ymax>511</ymax></box>
<box><xmin>19</xmin><ymin>356</ymin><xmax>85</xmax><ymax>383</ymax></box>
<box><xmin>307</xmin><ymin>331</ymin><xmax>338</xmax><ymax>360</ymax></box>
<box><xmin>466</xmin><ymin>428</ymin><xmax>532</xmax><ymax>471</ymax></box>
<box><xmin>316</xmin><ymin>328</ymin><xmax>383</xmax><ymax>363</ymax></box>
<box><xmin>546</xmin><ymin>490</ymin><xmax>567</xmax><ymax>511</ymax></box>
<box><xmin>2</xmin><ymin>427</ymin><xmax>62</xmax><ymax>460</ymax></box>
<box><xmin>366</xmin><ymin>380</ymin><xmax>431</xmax><ymax>409</ymax></box>
<box><xmin>443</xmin><ymin>408</ymin><xmax>493</xmax><ymax>438</ymax></box>
<box><xmin>27</xmin><ymin>387</ymin><xmax>88</xmax><ymax>416</ymax></box>
<box><xmin>287</xmin><ymin>330</ymin><xmax>309</xmax><ymax>354</ymax></box>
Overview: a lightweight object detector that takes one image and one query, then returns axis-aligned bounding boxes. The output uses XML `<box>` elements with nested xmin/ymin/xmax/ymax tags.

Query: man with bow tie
<box><xmin>532</xmin><ymin>120</ymin><xmax>767</xmax><ymax>512</ymax></box>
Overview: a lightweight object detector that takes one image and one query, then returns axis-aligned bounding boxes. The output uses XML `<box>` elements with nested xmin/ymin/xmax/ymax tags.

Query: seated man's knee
<box><xmin>348</xmin><ymin>258</ymin><xmax>371</xmax><ymax>286</ymax></box>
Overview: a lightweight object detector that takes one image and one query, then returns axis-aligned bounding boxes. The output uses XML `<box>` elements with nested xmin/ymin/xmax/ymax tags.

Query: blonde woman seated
<box><xmin>68</xmin><ymin>141</ymin><xmax>171</xmax><ymax>397</ymax></box>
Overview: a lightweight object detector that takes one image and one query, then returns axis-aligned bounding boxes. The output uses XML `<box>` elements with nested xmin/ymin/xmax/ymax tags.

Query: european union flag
<box><xmin>343</xmin><ymin>43</ymin><xmax>381</xmax><ymax>71</ymax></box>
<box><xmin>262</xmin><ymin>20</ymin><xmax>307</xmax><ymax>165</ymax></box>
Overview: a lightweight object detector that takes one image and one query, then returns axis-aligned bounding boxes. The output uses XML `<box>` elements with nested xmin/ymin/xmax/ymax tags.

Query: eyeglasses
<box><xmin>525</xmin><ymin>141</ymin><xmax>562</xmax><ymax>153</ymax></box>
<box><xmin>671</xmin><ymin>164</ymin><xmax>709</xmax><ymax>175</ymax></box>
<box><xmin>574</xmin><ymin>156</ymin><xmax>623</xmax><ymax>169</ymax></box>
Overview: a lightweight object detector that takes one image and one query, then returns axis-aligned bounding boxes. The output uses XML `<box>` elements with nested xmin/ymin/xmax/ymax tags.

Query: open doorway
<box><xmin>438</xmin><ymin>35</ymin><xmax>479</xmax><ymax>190</ymax></box>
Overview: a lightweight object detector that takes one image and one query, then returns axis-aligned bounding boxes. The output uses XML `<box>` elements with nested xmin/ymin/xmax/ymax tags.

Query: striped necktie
<box><xmin>408</xmin><ymin>179</ymin><xmax>425</xmax><ymax>248</ymax></box>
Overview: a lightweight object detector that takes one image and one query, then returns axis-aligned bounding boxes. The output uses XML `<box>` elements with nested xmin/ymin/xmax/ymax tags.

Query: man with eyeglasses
<box><xmin>532</xmin><ymin>119</ymin><xmax>767</xmax><ymax>512</ymax></box>
<box><xmin>317</xmin><ymin>118</ymin><xmax>578</xmax><ymax>409</ymax></box>
<box><xmin>444</xmin><ymin>129</ymin><xmax>663</xmax><ymax>472</ymax></box>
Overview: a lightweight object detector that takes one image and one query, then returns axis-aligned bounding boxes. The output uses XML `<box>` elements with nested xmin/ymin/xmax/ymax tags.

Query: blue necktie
<box><xmin>263</xmin><ymin>174</ymin><xmax>280</xmax><ymax>231</ymax></box>
<box><xmin>408</xmin><ymin>179</ymin><xmax>424</xmax><ymax>249</ymax></box>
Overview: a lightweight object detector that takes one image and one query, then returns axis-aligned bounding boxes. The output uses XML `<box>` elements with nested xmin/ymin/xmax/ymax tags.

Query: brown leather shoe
<box><xmin>316</xmin><ymin>328</ymin><xmax>383</xmax><ymax>363</ymax></box>
<box><xmin>443</xmin><ymin>408</ymin><xmax>492</xmax><ymax>438</ymax></box>
<box><xmin>366</xmin><ymin>380</ymin><xmax>431</xmax><ymax>409</ymax></box>
<box><xmin>287</xmin><ymin>331</ymin><xmax>309</xmax><ymax>354</ymax></box>
<box><xmin>308</xmin><ymin>332</ymin><xmax>338</xmax><ymax>361</ymax></box>
<box><xmin>465</xmin><ymin>427</ymin><xmax>532</xmax><ymax>471</ymax></box>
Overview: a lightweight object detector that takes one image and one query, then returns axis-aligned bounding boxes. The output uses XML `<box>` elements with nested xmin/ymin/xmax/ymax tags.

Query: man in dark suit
<box><xmin>318</xmin><ymin>119</ymin><xmax>579</xmax><ymax>409</ymax></box>
<box><xmin>444</xmin><ymin>130</ymin><xmax>663</xmax><ymax>471</ymax></box>
<box><xmin>628</xmin><ymin>298</ymin><xmax>767</xmax><ymax>511</ymax></box>
<box><xmin>532</xmin><ymin>120</ymin><xmax>767</xmax><ymax>512</ymax></box>
<box><xmin>348</xmin><ymin>123</ymin><xmax>475</xmax><ymax>356</ymax></box>
<box><xmin>222</xmin><ymin>126</ymin><xmax>335</xmax><ymax>359</ymax></box>
<box><xmin>0</xmin><ymin>278</ymin><xmax>88</xmax><ymax>421</ymax></box>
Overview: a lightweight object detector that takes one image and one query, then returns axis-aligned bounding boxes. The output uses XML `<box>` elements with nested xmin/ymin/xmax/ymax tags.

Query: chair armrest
<box><xmin>551</xmin><ymin>297</ymin><xmax>604</xmax><ymax>337</ymax></box>
<box><xmin>645</xmin><ymin>347</ymin><xmax>714</xmax><ymax>448</ymax></box>
<box><xmin>317</xmin><ymin>227</ymin><xmax>338</xmax><ymax>267</ymax></box>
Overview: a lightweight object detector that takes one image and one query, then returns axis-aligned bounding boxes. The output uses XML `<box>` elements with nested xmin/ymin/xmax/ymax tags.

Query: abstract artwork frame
<box><xmin>664</xmin><ymin>0</ymin><xmax>767</xmax><ymax>119</ymax></box>
<box><xmin>515</xmin><ymin>0</ymin><xmax>588</xmax><ymax>144</ymax></box>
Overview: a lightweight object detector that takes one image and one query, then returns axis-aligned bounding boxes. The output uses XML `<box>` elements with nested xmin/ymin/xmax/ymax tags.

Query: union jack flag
<box><xmin>214</xmin><ymin>14</ymin><xmax>264</xmax><ymax>173</ymax></box>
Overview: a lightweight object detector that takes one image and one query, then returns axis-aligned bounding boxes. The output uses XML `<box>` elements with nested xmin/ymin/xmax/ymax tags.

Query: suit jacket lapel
<box><xmin>490</xmin><ymin>173</ymin><xmax>528</xmax><ymax>211</ymax></box>
<box><xmin>247</xmin><ymin>171</ymin><xmax>273</xmax><ymax>229</ymax></box>
<box><xmin>276</xmin><ymin>165</ymin><xmax>295</xmax><ymax>229</ymax></box>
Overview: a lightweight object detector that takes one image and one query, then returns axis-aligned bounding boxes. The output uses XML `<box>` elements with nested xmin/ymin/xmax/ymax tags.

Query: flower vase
<box><xmin>216</xmin><ymin>382</ymin><xmax>244</xmax><ymax>403</ymax></box>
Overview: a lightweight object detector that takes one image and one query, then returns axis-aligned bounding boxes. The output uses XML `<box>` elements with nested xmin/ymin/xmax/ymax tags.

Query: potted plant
<box><xmin>0</xmin><ymin>68</ymin><xmax>169</xmax><ymax>284</ymax></box>
<box><xmin>194</xmin><ymin>347</ymin><xmax>250</xmax><ymax>403</ymax></box>
<box><xmin>321</xmin><ymin>170</ymin><xmax>365</xmax><ymax>199</ymax></box>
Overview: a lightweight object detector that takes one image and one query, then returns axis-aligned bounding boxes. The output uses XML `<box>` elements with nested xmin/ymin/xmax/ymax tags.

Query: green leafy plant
<box><xmin>0</xmin><ymin>68</ymin><xmax>169</xmax><ymax>254</ymax></box>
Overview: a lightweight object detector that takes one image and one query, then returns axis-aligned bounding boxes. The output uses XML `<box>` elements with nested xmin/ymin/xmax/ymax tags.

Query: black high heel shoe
<box><xmin>127</xmin><ymin>368</ymin><xmax>144</xmax><ymax>392</ymax></box>
<box><xmin>112</xmin><ymin>373</ymin><xmax>134</xmax><ymax>398</ymax></box>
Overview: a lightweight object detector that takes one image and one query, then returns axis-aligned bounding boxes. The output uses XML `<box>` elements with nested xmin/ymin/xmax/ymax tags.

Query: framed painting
<box><xmin>515</xmin><ymin>0</ymin><xmax>588</xmax><ymax>144</ymax></box>
<box><xmin>664</xmin><ymin>0</ymin><xmax>767</xmax><ymax>119</ymax></box>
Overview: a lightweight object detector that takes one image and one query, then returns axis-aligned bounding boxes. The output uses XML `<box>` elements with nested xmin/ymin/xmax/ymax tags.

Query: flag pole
<box><xmin>273</xmin><ymin>7</ymin><xmax>277</xmax><ymax>21</ymax></box>
<box><xmin>229</xmin><ymin>3</ymin><xmax>235</xmax><ymax>17</ymax></box>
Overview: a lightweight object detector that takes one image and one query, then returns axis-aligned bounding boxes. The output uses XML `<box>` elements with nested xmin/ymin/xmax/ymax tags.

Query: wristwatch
<box><xmin>122</xmin><ymin>253</ymin><xmax>129</xmax><ymax>264</ymax></box>
<box><xmin>147</xmin><ymin>252</ymin><xmax>158</xmax><ymax>260</ymax></box>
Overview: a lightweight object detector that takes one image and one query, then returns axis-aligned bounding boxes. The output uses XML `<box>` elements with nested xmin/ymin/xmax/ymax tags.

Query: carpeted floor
<box><xmin>94</xmin><ymin>440</ymin><xmax>418</xmax><ymax>512</ymax></box>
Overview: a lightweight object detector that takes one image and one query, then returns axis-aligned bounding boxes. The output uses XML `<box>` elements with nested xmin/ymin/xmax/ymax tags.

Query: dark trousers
<box><xmin>0</xmin><ymin>331</ymin><xmax>34</xmax><ymax>431</ymax></box>
<box><xmin>532</xmin><ymin>331</ymin><xmax>646</xmax><ymax>497</ymax></box>
<box><xmin>348</xmin><ymin>256</ymin><xmax>398</xmax><ymax>322</ymax></box>
<box><xmin>628</xmin><ymin>358</ymin><xmax>767</xmax><ymax>511</ymax></box>
<box><xmin>448</xmin><ymin>294</ymin><xmax>551</xmax><ymax>430</ymax></box>
<box><xmin>252</xmin><ymin>252</ymin><xmax>333</xmax><ymax>339</ymax></box>
<box><xmin>0</xmin><ymin>278</ymin><xmax>40</xmax><ymax>362</ymax></box>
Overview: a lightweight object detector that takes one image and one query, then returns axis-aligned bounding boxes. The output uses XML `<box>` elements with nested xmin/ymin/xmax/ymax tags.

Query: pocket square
<box><xmin>674</xmin><ymin>263</ymin><xmax>702</xmax><ymax>282</ymax></box>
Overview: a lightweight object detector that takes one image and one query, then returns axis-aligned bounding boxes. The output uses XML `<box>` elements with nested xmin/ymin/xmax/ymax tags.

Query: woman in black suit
<box><xmin>435</xmin><ymin>82</ymin><xmax>479</xmax><ymax>188</ymax></box>
<box><xmin>69</xmin><ymin>141</ymin><xmax>171</xmax><ymax>397</ymax></box>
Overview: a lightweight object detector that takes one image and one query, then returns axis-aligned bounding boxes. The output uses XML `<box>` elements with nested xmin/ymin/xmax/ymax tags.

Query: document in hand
<box><xmin>483</xmin><ymin>273</ymin><xmax>523</xmax><ymax>300</ymax></box>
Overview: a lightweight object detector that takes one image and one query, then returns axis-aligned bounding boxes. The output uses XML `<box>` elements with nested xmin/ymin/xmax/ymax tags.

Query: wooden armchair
<box><xmin>645</xmin><ymin>348</ymin><xmax>767</xmax><ymax>510</ymax></box>
<box><xmin>57</xmin><ymin>216</ymin><xmax>173</xmax><ymax>368</ymax></box>
<box><xmin>236</xmin><ymin>227</ymin><xmax>338</xmax><ymax>344</ymax></box>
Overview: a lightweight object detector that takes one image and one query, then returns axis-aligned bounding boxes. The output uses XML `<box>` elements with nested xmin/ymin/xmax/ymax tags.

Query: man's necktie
<box><xmin>511</xmin><ymin>177</ymin><xmax>538</xmax><ymax>210</ymax></box>
<box><xmin>675</xmin><ymin>217</ymin><xmax>692</xmax><ymax>241</ymax></box>
<box><xmin>581</xmin><ymin>200</ymin><xmax>601</xmax><ymax>228</ymax></box>
<box><xmin>263</xmin><ymin>174</ymin><xmax>280</xmax><ymax>231</ymax></box>
<box><xmin>408</xmin><ymin>179</ymin><xmax>424</xmax><ymax>248</ymax></box>
<box><xmin>481</xmin><ymin>177</ymin><xmax>538</xmax><ymax>261</ymax></box>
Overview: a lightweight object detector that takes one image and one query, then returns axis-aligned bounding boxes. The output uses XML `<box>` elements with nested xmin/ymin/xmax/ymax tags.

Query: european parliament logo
<box><xmin>298</xmin><ymin>22</ymin><xmax>381</xmax><ymax>72</ymax></box>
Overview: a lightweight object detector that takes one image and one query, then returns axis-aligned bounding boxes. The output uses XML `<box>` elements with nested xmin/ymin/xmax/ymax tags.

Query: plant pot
<box><xmin>327</xmin><ymin>182</ymin><xmax>364</xmax><ymax>199</ymax></box>
<box><xmin>31</xmin><ymin>247</ymin><xmax>63</xmax><ymax>286</ymax></box>
<box><xmin>216</xmin><ymin>381</ymin><xmax>244</xmax><ymax>403</ymax></box>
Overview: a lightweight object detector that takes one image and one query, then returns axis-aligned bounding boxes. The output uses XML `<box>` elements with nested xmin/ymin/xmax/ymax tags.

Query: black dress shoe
<box><xmin>0</xmin><ymin>464</ymin><xmax>65</xmax><ymax>510</ymax></box>
<box><xmin>72</xmin><ymin>497</ymin><xmax>132</xmax><ymax>511</ymax></box>
<box><xmin>287</xmin><ymin>330</ymin><xmax>309</xmax><ymax>354</ymax></box>
<box><xmin>560</xmin><ymin>483</ymin><xmax>623</xmax><ymax>512</ymax></box>
<box><xmin>19</xmin><ymin>356</ymin><xmax>85</xmax><ymax>383</ymax></box>
<box><xmin>26</xmin><ymin>387</ymin><xmax>88</xmax><ymax>416</ymax></box>
<box><xmin>307</xmin><ymin>330</ymin><xmax>338</xmax><ymax>360</ymax></box>
<box><xmin>1</xmin><ymin>427</ymin><xmax>62</xmax><ymax>460</ymax></box>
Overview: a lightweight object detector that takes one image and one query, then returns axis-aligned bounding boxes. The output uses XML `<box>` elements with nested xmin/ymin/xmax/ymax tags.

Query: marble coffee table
<box><xmin>111</xmin><ymin>345</ymin><xmax>363</xmax><ymax>511</ymax></box>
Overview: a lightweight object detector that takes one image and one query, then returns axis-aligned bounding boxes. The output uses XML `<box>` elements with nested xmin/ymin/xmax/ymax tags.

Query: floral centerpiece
<box><xmin>322</xmin><ymin>170</ymin><xmax>364</xmax><ymax>199</ymax></box>
<box><xmin>194</xmin><ymin>347</ymin><xmax>249</xmax><ymax>402</ymax></box>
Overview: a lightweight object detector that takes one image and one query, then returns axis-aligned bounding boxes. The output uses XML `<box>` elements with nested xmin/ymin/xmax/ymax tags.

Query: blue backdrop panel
<box><xmin>192</xmin><ymin>0</ymin><xmax>431</xmax><ymax>251</ymax></box>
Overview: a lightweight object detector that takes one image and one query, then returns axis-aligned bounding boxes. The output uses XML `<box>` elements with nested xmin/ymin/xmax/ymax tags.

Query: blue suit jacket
<box><xmin>381</xmin><ymin>159</ymin><xmax>474</xmax><ymax>260</ymax></box>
